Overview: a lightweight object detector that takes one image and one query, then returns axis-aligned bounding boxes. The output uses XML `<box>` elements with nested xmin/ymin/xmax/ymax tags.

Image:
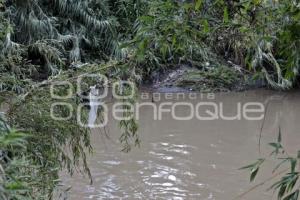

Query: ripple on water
<box><xmin>168</xmin><ymin>175</ymin><xmax>177</xmax><ymax>181</ymax></box>
<box><xmin>62</xmin><ymin>90</ymin><xmax>299</xmax><ymax>200</ymax></box>
<box><xmin>101</xmin><ymin>160</ymin><xmax>121</xmax><ymax>165</ymax></box>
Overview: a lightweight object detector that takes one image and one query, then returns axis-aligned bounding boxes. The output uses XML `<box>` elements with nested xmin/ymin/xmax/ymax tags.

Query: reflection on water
<box><xmin>63</xmin><ymin>89</ymin><xmax>300</xmax><ymax>200</ymax></box>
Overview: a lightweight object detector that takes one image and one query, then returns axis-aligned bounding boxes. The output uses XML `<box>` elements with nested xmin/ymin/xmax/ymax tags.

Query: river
<box><xmin>62</xmin><ymin>89</ymin><xmax>300</xmax><ymax>200</ymax></box>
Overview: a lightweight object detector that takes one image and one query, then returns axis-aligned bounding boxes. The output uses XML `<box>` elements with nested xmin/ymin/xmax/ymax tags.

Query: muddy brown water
<box><xmin>62</xmin><ymin>89</ymin><xmax>300</xmax><ymax>200</ymax></box>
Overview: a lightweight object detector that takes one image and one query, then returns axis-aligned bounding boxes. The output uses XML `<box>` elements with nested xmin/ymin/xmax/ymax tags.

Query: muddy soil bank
<box><xmin>143</xmin><ymin>65</ymin><xmax>266</xmax><ymax>93</ymax></box>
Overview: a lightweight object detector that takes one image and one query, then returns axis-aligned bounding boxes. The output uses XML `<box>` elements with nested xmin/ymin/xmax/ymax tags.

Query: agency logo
<box><xmin>50</xmin><ymin>73</ymin><xmax>265</xmax><ymax>128</ymax></box>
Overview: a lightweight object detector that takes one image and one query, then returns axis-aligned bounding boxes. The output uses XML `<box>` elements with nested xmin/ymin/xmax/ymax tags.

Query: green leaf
<box><xmin>202</xmin><ymin>19</ymin><xmax>210</xmax><ymax>33</ymax></box>
<box><xmin>223</xmin><ymin>7</ymin><xmax>229</xmax><ymax>24</ymax></box>
<box><xmin>240</xmin><ymin>159</ymin><xmax>265</xmax><ymax>182</ymax></box>
<box><xmin>0</xmin><ymin>131</ymin><xmax>28</xmax><ymax>147</ymax></box>
<box><xmin>239</xmin><ymin>163</ymin><xmax>256</xmax><ymax>170</ymax></box>
<box><xmin>279</xmin><ymin>184</ymin><xmax>287</xmax><ymax>199</ymax></box>
<box><xmin>250</xmin><ymin>167</ymin><xmax>259</xmax><ymax>182</ymax></box>
<box><xmin>139</xmin><ymin>15</ymin><xmax>154</xmax><ymax>23</ymax></box>
<box><xmin>287</xmin><ymin>175</ymin><xmax>298</xmax><ymax>193</ymax></box>
<box><xmin>290</xmin><ymin>159</ymin><xmax>297</xmax><ymax>173</ymax></box>
<box><xmin>271</xmin><ymin>173</ymin><xmax>299</xmax><ymax>199</ymax></box>
<box><xmin>252</xmin><ymin>0</ymin><xmax>261</xmax><ymax>6</ymax></box>
<box><xmin>283</xmin><ymin>190</ymin><xmax>299</xmax><ymax>200</ymax></box>
<box><xmin>269</xmin><ymin>142</ymin><xmax>283</xmax><ymax>155</ymax></box>
<box><xmin>195</xmin><ymin>0</ymin><xmax>202</xmax><ymax>11</ymax></box>
<box><xmin>5</xmin><ymin>181</ymin><xmax>27</xmax><ymax>190</ymax></box>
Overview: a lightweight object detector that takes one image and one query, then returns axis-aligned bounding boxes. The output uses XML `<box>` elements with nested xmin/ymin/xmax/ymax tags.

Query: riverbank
<box><xmin>146</xmin><ymin>64</ymin><xmax>266</xmax><ymax>93</ymax></box>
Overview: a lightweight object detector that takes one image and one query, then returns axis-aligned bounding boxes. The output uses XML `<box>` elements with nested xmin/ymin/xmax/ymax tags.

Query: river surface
<box><xmin>62</xmin><ymin>89</ymin><xmax>300</xmax><ymax>200</ymax></box>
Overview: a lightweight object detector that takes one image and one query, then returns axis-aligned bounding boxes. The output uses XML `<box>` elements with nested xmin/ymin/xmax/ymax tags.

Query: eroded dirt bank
<box><xmin>148</xmin><ymin>65</ymin><xmax>266</xmax><ymax>93</ymax></box>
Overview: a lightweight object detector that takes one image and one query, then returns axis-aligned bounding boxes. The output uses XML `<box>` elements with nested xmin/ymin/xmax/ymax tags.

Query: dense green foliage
<box><xmin>0</xmin><ymin>90</ymin><xmax>92</xmax><ymax>199</ymax></box>
<box><xmin>0</xmin><ymin>0</ymin><xmax>299</xmax><ymax>199</ymax></box>
<box><xmin>130</xmin><ymin>1</ymin><xmax>213</xmax><ymax>75</ymax></box>
<box><xmin>1</xmin><ymin>0</ymin><xmax>299</xmax><ymax>91</ymax></box>
<box><xmin>240</xmin><ymin>0</ymin><xmax>300</xmax><ymax>89</ymax></box>
<box><xmin>0</xmin><ymin>114</ymin><xmax>69</xmax><ymax>199</ymax></box>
